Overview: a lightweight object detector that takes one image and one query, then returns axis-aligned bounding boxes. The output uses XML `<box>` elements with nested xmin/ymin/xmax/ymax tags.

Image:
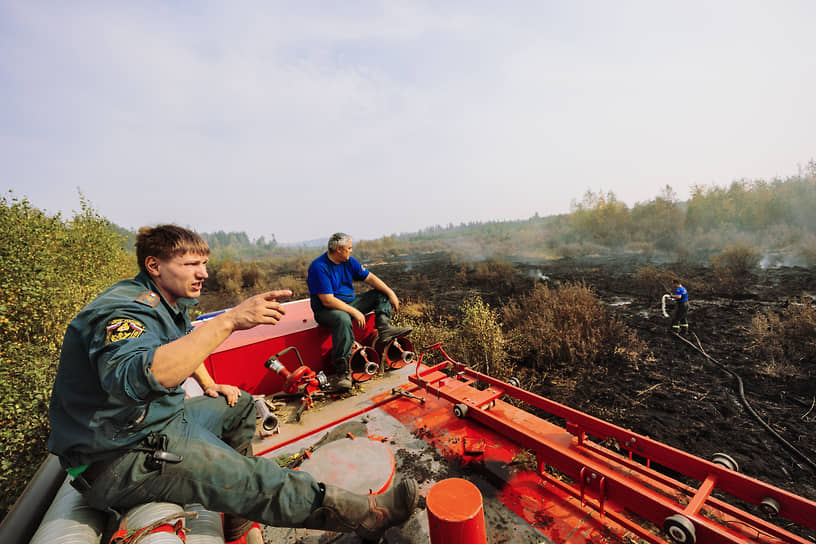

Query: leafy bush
<box><xmin>501</xmin><ymin>282</ymin><xmax>646</xmax><ymax>370</ymax></box>
<box><xmin>392</xmin><ymin>303</ymin><xmax>456</xmax><ymax>367</ymax></box>
<box><xmin>710</xmin><ymin>243</ymin><xmax>761</xmax><ymax>277</ymax></box>
<box><xmin>0</xmin><ymin>344</ymin><xmax>56</xmax><ymax>510</ymax></box>
<box><xmin>748</xmin><ymin>299</ymin><xmax>816</xmax><ymax>369</ymax></box>
<box><xmin>709</xmin><ymin>243</ymin><xmax>761</xmax><ymax>295</ymax></box>
<box><xmin>0</xmin><ymin>194</ymin><xmax>132</xmax><ymax>518</ymax></box>
<box><xmin>452</xmin><ymin>295</ymin><xmax>511</xmax><ymax>378</ymax></box>
<box><xmin>273</xmin><ymin>274</ymin><xmax>309</xmax><ymax>299</ymax></box>
<box><xmin>634</xmin><ymin>265</ymin><xmax>677</xmax><ymax>301</ymax></box>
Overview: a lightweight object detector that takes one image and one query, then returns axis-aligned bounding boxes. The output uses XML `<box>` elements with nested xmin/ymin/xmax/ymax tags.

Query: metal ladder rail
<box><xmin>408</xmin><ymin>362</ymin><xmax>816</xmax><ymax>543</ymax></box>
<box><xmin>582</xmin><ymin>440</ymin><xmax>794</xmax><ymax>543</ymax></box>
<box><xmin>433</xmin><ymin>364</ymin><xmax>816</xmax><ymax>531</ymax></box>
<box><xmin>410</xmin><ymin>366</ymin><xmax>761</xmax><ymax>544</ymax></box>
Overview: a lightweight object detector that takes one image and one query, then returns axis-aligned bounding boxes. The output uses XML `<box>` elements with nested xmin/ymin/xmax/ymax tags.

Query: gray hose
<box><xmin>676</xmin><ymin>332</ymin><xmax>816</xmax><ymax>473</ymax></box>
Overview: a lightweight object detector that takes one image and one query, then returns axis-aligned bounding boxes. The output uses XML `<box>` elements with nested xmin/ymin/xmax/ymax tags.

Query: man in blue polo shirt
<box><xmin>669</xmin><ymin>278</ymin><xmax>689</xmax><ymax>333</ymax></box>
<box><xmin>307</xmin><ymin>232</ymin><xmax>411</xmax><ymax>391</ymax></box>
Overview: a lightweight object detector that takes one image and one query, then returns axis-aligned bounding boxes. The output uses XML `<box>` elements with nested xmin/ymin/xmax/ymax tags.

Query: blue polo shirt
<box><xmin>307</xmin><ymin>253</ymin><xmax>369</xmax><ymax>313</ymax></box>
<box><xmin>674</xmin><ymin>285</ymin><xmax>688</xmax><ymax>303</ymax></box>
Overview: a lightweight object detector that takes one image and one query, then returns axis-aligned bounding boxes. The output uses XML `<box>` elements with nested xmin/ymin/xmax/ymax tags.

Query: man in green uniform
<box><xmin>47</xmin><ymin>225</ymin><xmax>417</xmax><ymax>542</ymax></box>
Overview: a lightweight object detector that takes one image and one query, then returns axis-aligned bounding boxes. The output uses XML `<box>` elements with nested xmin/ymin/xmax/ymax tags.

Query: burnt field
<box><xmin>368</xmin><ymin>253</ymin><xmax>816</xmax><ymax>513</ymax></box>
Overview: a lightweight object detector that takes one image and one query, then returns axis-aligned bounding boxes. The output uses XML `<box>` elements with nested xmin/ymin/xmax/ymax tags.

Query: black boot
<box><xmin>374</xmin><ymin>314</ymin><xmax>412</xmax><ymax>345</ymax></box>
<box><xmin>303</xmin><ymin>478</ymin><xmax>419</xmax><ymax>539</ymax></box>
<box><xmin>330</xmin><ymin>358</ymin><xmax>352</xmax><ymax>391</ymax></box>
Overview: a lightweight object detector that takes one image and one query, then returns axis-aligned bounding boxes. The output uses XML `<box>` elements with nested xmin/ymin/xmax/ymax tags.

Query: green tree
<box><xmin>570</xmin><ymin>190</ymin><xmax>632</xmax><ymax>247</ymax></box>
<box><xmin>0</xmin><ymin>192</ymin><xmax>132</xmax><ymax>518</ymax></box>
<box><xmin>631</xmin><ymin>185</ymin><xmax>683</xmax><ymax>252</ymax></box>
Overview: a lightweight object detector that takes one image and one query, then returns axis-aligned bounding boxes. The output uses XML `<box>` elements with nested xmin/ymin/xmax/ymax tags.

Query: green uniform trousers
<box><xmin>80</xmin><ymin>393</ymin><xmax>321</xmax><ymax>526</ymax></box>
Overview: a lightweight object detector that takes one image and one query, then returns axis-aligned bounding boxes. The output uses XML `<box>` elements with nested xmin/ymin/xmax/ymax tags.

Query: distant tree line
<box><xmin>355</xmin><ymin>159</ymin><xmax>816</xmax><ymax>265</ymax></box>
<box><xmin>104</xmin><ymin>158</ymin><xmax>816</xmax><ymax>266</ymax></box>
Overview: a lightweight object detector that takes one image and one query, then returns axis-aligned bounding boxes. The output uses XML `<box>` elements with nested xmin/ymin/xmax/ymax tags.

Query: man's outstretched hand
<box><xmin>227</xmin><ymin>290</ymin><xmax>293</xmax><ymax>331</ymax></box>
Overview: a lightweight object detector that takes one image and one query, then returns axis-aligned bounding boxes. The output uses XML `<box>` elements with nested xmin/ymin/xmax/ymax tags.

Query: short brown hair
<box><xmin>135</xmin><ymin>225</ymin><xmax>210</xmax><ymax>272</ymax></box>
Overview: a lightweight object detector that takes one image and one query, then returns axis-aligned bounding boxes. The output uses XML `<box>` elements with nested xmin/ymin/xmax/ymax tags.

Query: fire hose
<box><xmin>676</xmin><ymin>331</ymin><xmax>816</xmax><ymax>473</ymax></box>
<box><xmin>661</xmin><ymin>294</ymin><xmax>672</xmax><ymax>317</ymax></box>
<box><xmin>252</xmin><ymin>396</ymin><xmax>279</xmax><ymax>437</ymax></box>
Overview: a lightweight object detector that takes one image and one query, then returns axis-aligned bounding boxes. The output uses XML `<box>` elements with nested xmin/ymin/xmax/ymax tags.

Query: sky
<box><xmin>2</xmin><ymin>2</ymin><xmax>815</xmax><ymax>245</ymax></box>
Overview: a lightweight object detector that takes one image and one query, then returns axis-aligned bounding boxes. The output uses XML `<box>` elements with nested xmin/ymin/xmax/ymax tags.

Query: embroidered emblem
<box><xmin>135</xmin><ymin>291</ymin><xmax>160</xmax><ymax>307</ymax></box>
<box><xmin>105</xmin><ymin>319</ymin><xmax>146</xmax><ymax>344</ymax></box>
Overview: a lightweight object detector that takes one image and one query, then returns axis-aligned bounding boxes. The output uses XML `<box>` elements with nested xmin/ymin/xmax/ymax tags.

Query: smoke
<box><xmin>530</xmin><ymin>269</ymin><xmax>561</xmax><ymax>288</ymax></box>
<box><xmin>759</xmin><ymin>252</ymin><xmax>806</xmax><ymax>269</ymax></box>
<box><xmin>532</xmin><ymin>270</ymin><xmax>550</xmax><ymax>282</ymax></box>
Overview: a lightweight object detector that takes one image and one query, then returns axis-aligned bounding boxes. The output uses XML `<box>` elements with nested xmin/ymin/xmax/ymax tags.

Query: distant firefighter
<box><xmin>669</xmin><ymin>278</ymin><xmax>688</xmax><ymax>333</ymax></box>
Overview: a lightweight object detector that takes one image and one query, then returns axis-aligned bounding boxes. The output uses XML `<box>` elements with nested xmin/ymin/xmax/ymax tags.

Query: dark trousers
<box><xmin>672</xmin><ymin>301</ymin><xmax>688</xmax><ymax>327</ymax></box>
<box><xmin>80</xmin><ymin>393</ymin><xmax>322</xmax><ymax>526</ymax></box>
<box><xmin>314</xmin><ymin>290</ymin><xmax>392</xmax><ymax>367</ymax></box>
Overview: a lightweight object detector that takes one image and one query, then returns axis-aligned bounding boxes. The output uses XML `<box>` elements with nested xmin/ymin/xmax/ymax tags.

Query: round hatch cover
<box><xmin>299</xmin><ymin>438</ymin><xmax>395</xmax><ymax>495</ymax></box>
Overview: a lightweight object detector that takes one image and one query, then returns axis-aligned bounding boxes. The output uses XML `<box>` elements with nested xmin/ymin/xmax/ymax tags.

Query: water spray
<box><xmin>661</xmin><ymin>294</ymin><xmax>672</xmax><ymax>317</ymax></box>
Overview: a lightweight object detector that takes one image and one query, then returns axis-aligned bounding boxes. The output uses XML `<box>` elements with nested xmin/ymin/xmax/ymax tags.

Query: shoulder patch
<box><xmin>135</xmin><ymin>291</ymin><xmax>160</xmax><ymax>307</ymax></box>
<box><xmin>105</xmin><ymin>318</ymin><xmax>146</xmax><ymax>344</ymax></box>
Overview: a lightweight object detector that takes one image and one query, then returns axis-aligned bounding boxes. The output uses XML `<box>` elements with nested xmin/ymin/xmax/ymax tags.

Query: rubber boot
<box><xmin>303</xmin><ymin>477</ymin><xmax>419</xmax><ymax>539</ymax></box>
<box><xmin>374</xmin><ymin>314</ymin><xmax>412</xmax><ymax>345</ymax></box>
<box><xmin>331</xmin><ymin>358</ymin><xmax>352</xmax><ymax>392</ymax></box>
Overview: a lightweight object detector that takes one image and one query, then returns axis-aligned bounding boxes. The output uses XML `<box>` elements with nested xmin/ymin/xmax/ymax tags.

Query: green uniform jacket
<box><xmin>48</xmin><ymin>271</ymin><xmax>198</xmax><ymax>469</ymax></box>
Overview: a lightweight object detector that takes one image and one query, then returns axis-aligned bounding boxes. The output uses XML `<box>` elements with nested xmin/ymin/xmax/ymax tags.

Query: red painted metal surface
<box><xmin>384</xmin><ymin>344</ymin><xmax>816</xmax><ymax>544</ymax></box>
<box><xmin>376</xmin><ymin>336</ymin><xmax>416</xmax><ymax>370</ymax></box>
<box><xmin>199</xmin><ymin>316</ymin><xmax>816</xmax><ymax>543</ymax></box>
<box><xmin>199</xmin><ymin>299</ymin><xmax>376</xmax><ymax>394</ymax></box>
<box><xmin>349</xmin><ymin>342</ymin><xmax>380</xmax><ymax>383</ymax></box>
<box><xmin>427</xmin><ymin>478</ymin><xmax>486</xmax><ymax>544</ymax></box>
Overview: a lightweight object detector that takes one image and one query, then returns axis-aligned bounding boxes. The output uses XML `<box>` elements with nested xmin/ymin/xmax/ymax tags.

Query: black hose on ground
<box><xmin>675</xmin><ymin>331</ymin><xmax>816</xmax><ymax>473</ymax></box>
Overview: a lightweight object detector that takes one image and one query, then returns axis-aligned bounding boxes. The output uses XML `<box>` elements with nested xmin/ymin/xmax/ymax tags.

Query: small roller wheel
<box><xmin>760</xmin><ymin>496</ymin><xmax>780</xmax><ymax>516</ymax></box>
<box><xmin>485</xmin><ymin>400</ymin><xmax>495</xmax><ymax>410</ymax></box>
<box><xmin>453</xmin><ymin>403</ymin><xmax>469</xmax><ymax>418</ymax></box>
<box><xmin>712</xmin><ymin>452</ymin><xmax>739</xmax><ymax>472</ymax></box>
<box><xmin>664</xmin><ymin>514</ymin><xmax>696</xmax><ymax>544</ymax></box>
<box><xmin>508</xmin><ymin>377</ymin><xmax>521</xmax><ymax>388</ymax></box>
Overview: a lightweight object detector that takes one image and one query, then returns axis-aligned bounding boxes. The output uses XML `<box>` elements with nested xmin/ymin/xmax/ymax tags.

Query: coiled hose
<box><xmin>675</xmin><ymin>331</ymin><xmax>816</xmax><ymax>473</ymax></box>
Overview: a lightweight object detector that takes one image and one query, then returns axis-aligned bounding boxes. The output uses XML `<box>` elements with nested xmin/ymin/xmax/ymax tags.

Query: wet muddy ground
<box><xmin>368</xmin><ymin>253</ymin><xmax>816</xmax><ymax>522</ymax></box>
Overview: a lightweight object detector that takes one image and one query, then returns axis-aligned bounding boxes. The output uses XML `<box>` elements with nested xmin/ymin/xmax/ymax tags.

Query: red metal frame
<box><xmin>406</xmin><ymin>345</ymin><xmax>816</xmax><ymax>544</ymax></box>
<box><xmin>205</xmin><ymin>313</ymin><xmax>816</xmax><ymax>543</ymax></box>
<box><xmin>199</xmin><ymin>299</ymin><xmax>376</xmax><ymax>394</ymax></box>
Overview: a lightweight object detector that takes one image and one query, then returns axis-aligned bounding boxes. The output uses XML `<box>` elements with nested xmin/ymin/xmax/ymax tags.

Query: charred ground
<box><xmin>367</xmin><ymin>253</ymin><xmax>816</xmax><ymax>515</ymax></box>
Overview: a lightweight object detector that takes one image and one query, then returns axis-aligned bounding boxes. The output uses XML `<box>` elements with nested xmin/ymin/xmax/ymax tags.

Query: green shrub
<box><xmin>502</xmin><ymin>282</ymin><xmax>646</xmax><ymax>370</ymax></box>
<box><xmin>392</xmin><ymin>304</ymin><xmax>456</xmax><ymax>368</ymax></box>
<box><xmin>634</xmin><ymin>265</ymin><xmax>677</xmax><ymax>301</ymax></box>
<box><xmin>708</xmin><ymin>243</ymin><xmax>761</xmax><ymax>296</ymax></box>
<box><xmin>0</xmin><ymin>195</ymin><xmax>133</xmax><ymax>347</ymax></box>
<box><xmin>452</xmin><ymin>295</ymin><xmax>511</xmax><ymax>378</ymax></box>
<box><xmin>0</xmin><ymin>193</ymin><xmax>132</xmax><ymax>518</ymax></box>
<box><xmin>749</xmin><ymin>299</ymin><xmax>816</xmax><ymax>368</ymax></box>
<box><xmin>0</xmin><ymin>344</ymin><xmax>56</xmax><ymax>512</ymax></box>
<box><xmin>710</xmin><ymin>243</ymin><xmax>761</xmax><ymax>277</ymax></box>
